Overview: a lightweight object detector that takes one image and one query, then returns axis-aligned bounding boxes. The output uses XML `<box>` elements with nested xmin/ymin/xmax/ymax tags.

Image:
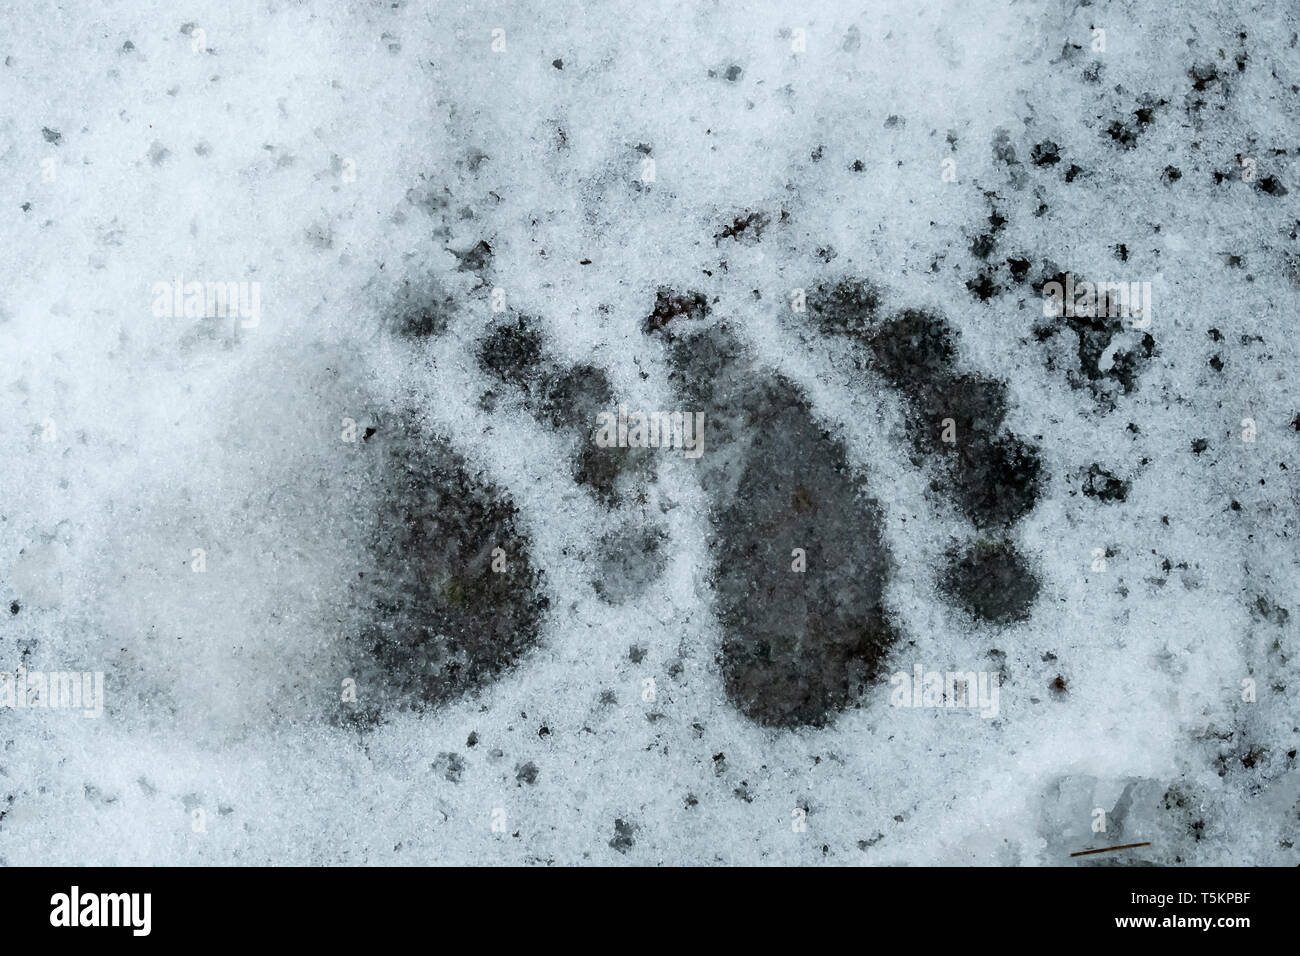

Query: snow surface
<box><xmin>0</xmin><ymin>0</ymin><xmax>1297</xmax><ymax>864</ymax></box>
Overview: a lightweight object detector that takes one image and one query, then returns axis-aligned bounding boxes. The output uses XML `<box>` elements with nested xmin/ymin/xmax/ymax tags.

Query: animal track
<box><xmin>807</xmin><ymin>279</ymin><xmax>1044</xmax><ymax>623</ymax></box>
<box><xmin>346</xmin><ymin>412</ymin><xmax>549</xmax><ymax>723</ymax></box>
<box><xmin>476</xmin><ymin>315</ymin><xmax>652</xmax><ymax>504</ymax></box>
<box><xmin>648</xmin><ymin>316</ymin><xmax>896</xmax><ymax>727</ymax></box>
<box><xmin>348</xmin><ymin>240</ymin><xmax>1145</xmax><ymax>728</ymax></box>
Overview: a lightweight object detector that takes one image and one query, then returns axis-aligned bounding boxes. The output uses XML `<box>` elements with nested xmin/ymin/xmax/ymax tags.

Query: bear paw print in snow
<box><xmin>343</xmin><ymin>251</ymin><xmax>1150</xmax><ymax>730</ymax></box>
